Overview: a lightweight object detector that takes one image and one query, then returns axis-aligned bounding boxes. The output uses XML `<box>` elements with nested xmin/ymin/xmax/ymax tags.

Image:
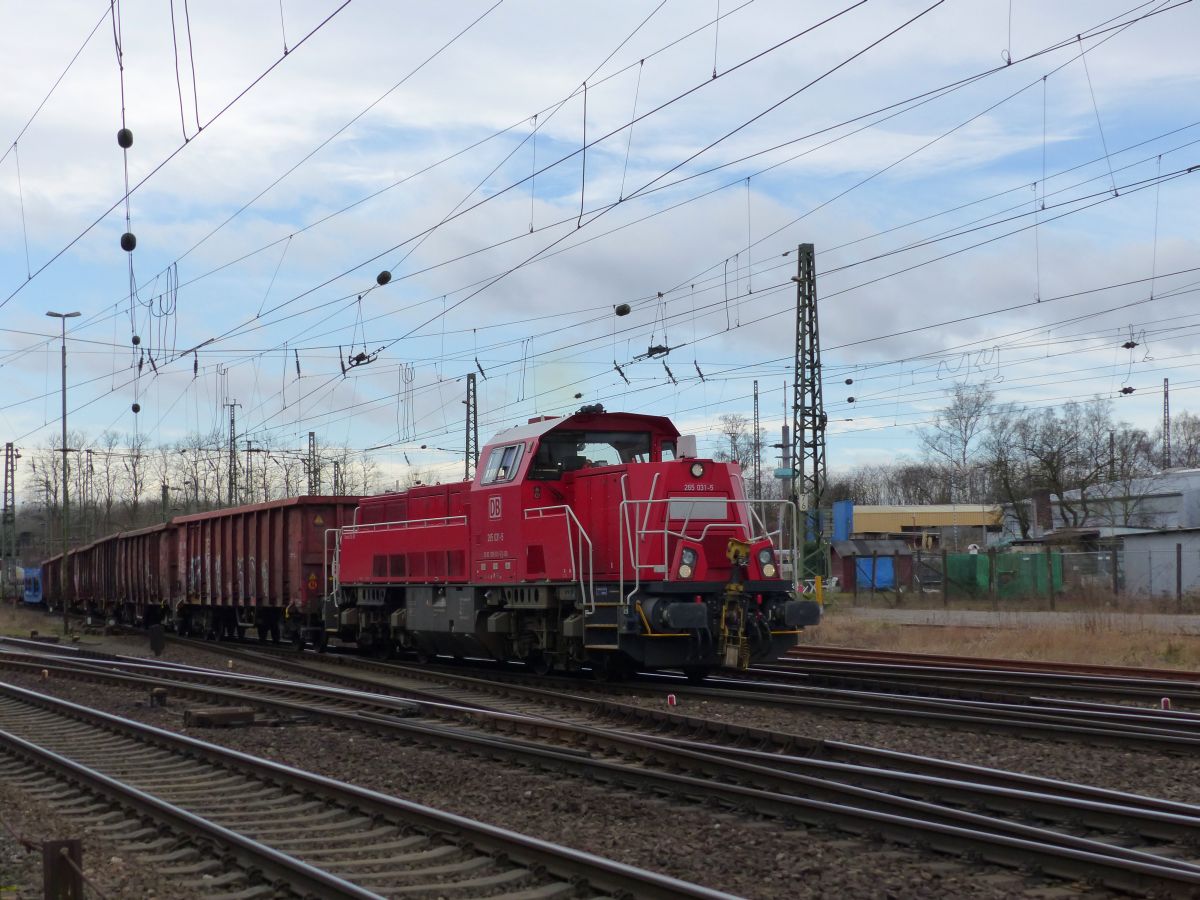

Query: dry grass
<box><xmin>832</xmin><ymin>590</ymin><xmax>1200</xmax><ymax>615</ymax></box>
<box><xmin>803</xmin><ymin>609</ymin><xmax>1200</xmax><ymax>670</ymax></box>
<box><xmin>0</xmin><ymin>601</ymin><xmax>65</xmax><ymax>638</ymax></box>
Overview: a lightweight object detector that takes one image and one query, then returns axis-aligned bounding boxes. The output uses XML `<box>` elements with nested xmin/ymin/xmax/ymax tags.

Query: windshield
<box><xmin>529</xmin><ymin>431</ymin><xmax>652</xmax><ymax>478</ymax></box>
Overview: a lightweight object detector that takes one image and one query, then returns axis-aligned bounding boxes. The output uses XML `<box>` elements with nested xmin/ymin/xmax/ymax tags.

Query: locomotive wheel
<box><xmin>526</xmin><ymin>653</ymin><xmax>552</xmax><ymax>676</ymax></box>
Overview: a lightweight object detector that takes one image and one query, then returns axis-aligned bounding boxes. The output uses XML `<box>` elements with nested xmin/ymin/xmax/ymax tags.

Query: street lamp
<box><xmin>47</xmin><ymin>310</ymin><xmax>80</xmax><ymax>635</ymax></box>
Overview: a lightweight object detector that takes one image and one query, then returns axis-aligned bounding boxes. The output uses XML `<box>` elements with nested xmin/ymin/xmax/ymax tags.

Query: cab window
<box><xmin>482</xmin><ymin>444</ymin><xmax>523</xmax><ymax>484</ymax></box>
<box><xmin>528</xmin><ymin>431</ymin><xmax>652</xmax><ymax>479</ymax></box>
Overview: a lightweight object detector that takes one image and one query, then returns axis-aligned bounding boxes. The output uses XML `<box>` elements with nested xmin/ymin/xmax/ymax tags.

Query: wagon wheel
<box><xmin>526</xmin><ymin>652</ymin><xmax>553</xmax><ymax>677</ymax></box>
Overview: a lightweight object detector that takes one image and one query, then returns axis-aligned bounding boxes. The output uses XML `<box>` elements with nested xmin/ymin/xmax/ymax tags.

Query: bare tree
<box><xmin>122</xmin><ymin>432</ymin><xmax>149</xmax><ymax>525</ymax></box>
<box><xmin>1163</xmin><ymin>411</ymin><xmax>1200</xmax><ymax>469</ymax></box>
<box><xmin>918</xmin><ymin>383</ymin><xmax>992</xmax><ymax>500</ymax></box>
<box><xmin>96</xmin><ymin>431</ymin><xmax>122</xmax><ymax>533</ymax></box>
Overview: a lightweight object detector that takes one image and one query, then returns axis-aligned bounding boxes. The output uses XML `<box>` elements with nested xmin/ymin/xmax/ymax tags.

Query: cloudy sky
<box><xmin>1</xmin><ymin>0</ymin><xmax>1197</xmax><ymax>484</ymax></box>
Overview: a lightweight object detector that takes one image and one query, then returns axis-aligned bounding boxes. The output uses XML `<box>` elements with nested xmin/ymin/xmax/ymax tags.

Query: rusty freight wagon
<box><xmin>42</xmin><ymin>496</ymin><xmax>359</xmax><ymax>642</ymax></box>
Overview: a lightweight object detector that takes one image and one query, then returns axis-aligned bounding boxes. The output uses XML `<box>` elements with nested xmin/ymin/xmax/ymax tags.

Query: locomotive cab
<box><xmin>331</xmin><ymin>405</ymin><xmax>819</xmax><ymax>676</ymax></box>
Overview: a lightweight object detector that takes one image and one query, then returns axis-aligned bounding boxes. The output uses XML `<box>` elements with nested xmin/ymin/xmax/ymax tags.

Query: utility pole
<box><xmin>332</xmin><ymin>460</ymin><xmax>342</xmax><ymax>496</ymax></box>
<box><xmin>160</xmin><ymin>482</ymin><xmax>169</xmax><ymax>522</ymax></box>
<box><xmin>224</xmin><ymin>400</ymin><xmax>240</xmax><ymax>506</ymax></box>
<box><xmin>1163</xmin><ymin>377</ymin><xmax>1172</xmax><ymax>469</ymax></box>
<box><xmin>790</xmin><ymin>244</ymin><xmax>827</xmax><ymax>576</ymax></box>
<box><xmin>465</xmin><ymin>373</ymin><xmax>479</xmax><ymax>481</ymax></box>
<box><xmin>46</xmin><ymin>310</ymin><xmax>80</xmax><ymax>633</ymax></box>
<box><xmin>752</xmin><ymin>380</ymin><xmax>762</xmax><ymax>499</ymax></box>
<box><xmin>2</xmin><ymin>443</ymin><xmax>15</xmax><ymax>601</ymax></box>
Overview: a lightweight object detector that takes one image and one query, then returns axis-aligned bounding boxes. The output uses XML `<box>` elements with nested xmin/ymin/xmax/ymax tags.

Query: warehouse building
<box><xmin>1121</xmin><ymin>528</ymin><xmax>1200</xmax><ymax>598</ymax></box>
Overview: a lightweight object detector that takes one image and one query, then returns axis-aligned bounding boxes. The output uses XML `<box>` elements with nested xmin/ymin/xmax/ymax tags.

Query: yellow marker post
<box><xmin>814</xmin><ymin>575</ymin><xmax>824</xmax><ymax>608</ymax></box>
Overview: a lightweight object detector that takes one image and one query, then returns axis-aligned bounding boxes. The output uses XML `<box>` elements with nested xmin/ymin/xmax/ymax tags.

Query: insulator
<box><xmin>376</xmin><ymin>270</ymin><xmax>391</xmax><ymax>286</ymax></box>
<box><xmin>131</xmin><ymin>402</ymin><xmax>141</xmax><ymax>413</ymax></box>
<box><xmin>131</xmin><ymin>334</ymin><xmax>141</xmax><ymax>346</ymax></box>
<box><xmin>121</xmin><ymin>232</ymin><xmax>137</xmax><ymax>252</ymax></box>
<box><xmin>847</xmin><ymin>396</ymin><xmax>856</xmax><ymax>403</ymax></box>
<box><xmin>117</xmin><ymin>128</ymin><xmax>133</xmax><ymax>149</ymax></box>
<box><xmin>1122</xmin><ymin>340</ymin><xmax>1138</xmax><ymax>350</ymax></box>
<box><xmin>845</xmin><ymin>378</ymin><xmax>853</xmax><ymax>385</ymax></box>
<box><xmin>1120</xmin><ymin>386</ymin><xmax>1135</xmax><ymax>395</ymax></box>
<box><xmin>574</xmin><ymin>392</ymin><xmax>582</xmax><ymax>399</ymax></box>
<box><xmin>615</xmin><ymin>303</ymin><xmax>631</xmax><ymax>316</ymax></box>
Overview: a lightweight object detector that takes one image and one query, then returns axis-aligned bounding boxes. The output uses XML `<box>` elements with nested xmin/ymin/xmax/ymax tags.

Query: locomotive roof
<box><xmin>486</xmin><ymin>410</ymin><xmax>680</xmax><ymax>446</ymax></box>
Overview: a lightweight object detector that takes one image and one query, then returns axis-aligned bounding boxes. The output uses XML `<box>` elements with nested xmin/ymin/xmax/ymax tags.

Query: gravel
<box><xmin>599</xmin><ymin>689</ymin><xmax>1200</xmax><ymax>807</ymax></box>
<box><xmin>0</xmin><ymin>778</ymin><xmax>200</xmax><ymax>899</ymax></box>
<box><xmin>1</xmin><ymin>617</ymin><xmax>1193</xmax><ymax>897</ymax></box>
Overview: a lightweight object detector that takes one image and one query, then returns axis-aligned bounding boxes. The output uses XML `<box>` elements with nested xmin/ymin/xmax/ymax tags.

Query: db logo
<box><xmin>488</xmin><ymin>496</ymin><xmax>502</xmax><ymax>519</ymax></box>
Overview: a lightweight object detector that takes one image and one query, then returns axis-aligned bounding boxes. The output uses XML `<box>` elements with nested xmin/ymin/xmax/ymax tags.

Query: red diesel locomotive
<box><xmin>319</xmin><ymin>405</ymin><xmax>819</xmax><ymax>678</ymax></box>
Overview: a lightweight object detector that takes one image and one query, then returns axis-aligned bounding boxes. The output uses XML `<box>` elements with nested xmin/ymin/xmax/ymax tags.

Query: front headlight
<box><xmin>678</xmin><ymin>563</ymin><xmax>694</xmax><ymax>579</ymax></box>
<box><xmin>762</xmin><ymin>563</ymin><xmax>777</xmax><ymax>578</ymax></box>
<box><xmin>757</xmin><ymin>548</ymin><xmax>774</xmax><ymax>565</ymax></box>
<box><xmin>681</xmin><ymin>547</ymin><xmax>698</xmax><ymax>567</ymax></box>
<box><xmin>690</xmin><ymin>462</ymin><xmax>705</xmax><ymax>478</ymax></box>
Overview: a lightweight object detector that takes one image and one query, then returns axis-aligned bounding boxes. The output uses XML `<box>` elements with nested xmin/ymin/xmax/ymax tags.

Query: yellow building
<box><xmin>852</xmin><ymin>504</ymin><xmax>1004</xmax><ymax>549</ymax></box>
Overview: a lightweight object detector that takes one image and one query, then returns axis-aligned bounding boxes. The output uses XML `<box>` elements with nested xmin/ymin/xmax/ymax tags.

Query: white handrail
<box><xmin>525</xmin><ymin>505</ymin><xmax>595</xmax><ymax>614</ymax></box>
<box><xmin>323</xmin><ymin>528</ymin><xmax>342</xmax><ymax>604</ymax></box>
<box><xmin>343</xmin><ymin>515</ymin><xmax>467</xmax><ymax>534</ymax></box>
<box><xmin>619</xmin><ymin>496</ymin><xmax>800</xmax><ymax>595</ymax></box>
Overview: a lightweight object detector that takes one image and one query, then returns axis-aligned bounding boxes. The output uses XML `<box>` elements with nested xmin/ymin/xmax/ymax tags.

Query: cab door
<box><xmin>470</xmin><ymin>441</ymin><xmax>526</xmax><ymax>584</ymax></box>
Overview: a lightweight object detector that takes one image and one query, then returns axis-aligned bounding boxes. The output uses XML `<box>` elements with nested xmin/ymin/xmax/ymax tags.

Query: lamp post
<box><xmin>47</xmin><ymin>311</ymin><xmax>81</xmax><ymax>635</ymax></box>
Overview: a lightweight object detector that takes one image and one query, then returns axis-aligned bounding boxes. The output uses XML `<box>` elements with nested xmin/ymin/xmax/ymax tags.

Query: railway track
<box><xmin>298</xmin><ymin>647</ymin><xmax>1200</xmax><ymax>753</ymax></box>
<box><xmin>772</xmin><ymin>647</ymin><xmax>1200</xmax><ymax>707</ymax></box>
<box><xmin>788</xmin><ymin>644</ymin><xmax>1200</xmax><ymax>681</ymax></box>
<box><xmin>10</xmin><ymin>633</ymin><xmax>1200</xmax><ymax>752</ymax></box>
<box><xmin>0</xmin><ymin>677</ymin><xmax>730</xmax><ymax>899</ymax></box>
<box><xmin>7</xmin><ymin>641</ymin><xmax>1200</xmax><ymax>894</ymax></box>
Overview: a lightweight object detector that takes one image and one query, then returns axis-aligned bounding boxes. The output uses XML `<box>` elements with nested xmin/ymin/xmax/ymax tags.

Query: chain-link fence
<box><xmin>839</xmin><ymin>545</ymin><xmax>1200</xmax><ymax>611</ymax></box>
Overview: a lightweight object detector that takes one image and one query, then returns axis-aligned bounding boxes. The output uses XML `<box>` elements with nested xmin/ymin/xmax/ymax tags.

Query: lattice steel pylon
<box><xmin>1163</xmin><ymin>378</ymin><xmax>1172</xmax><ymax>469</ymax></box>
<box><xmin>307</xmin><ymin>432</ymin><xmax>320</xmax><ymax>495</ymax></box>
<box><xmin>790</xmin><ymin>244</ymin><xmax>827</xmax><ymax>573</ymax></box>
<box><xmin>225</xmin><ymin>400</ymin><xmax>240</xmax><ymax>505</ymax></box>
<box><xmin>2</xmin><ymin>443</ymin><xmax>15</xmax><ymax>600</ymax></box>
<box><xmin>465</xmin><ymin>373</ymin><xmax>479</xmax><ymax>481</ymax></box>
<box><xmin>752</xmin><ymin>380</ymin><xmax>762</xmax><ymax>499</ymax></box>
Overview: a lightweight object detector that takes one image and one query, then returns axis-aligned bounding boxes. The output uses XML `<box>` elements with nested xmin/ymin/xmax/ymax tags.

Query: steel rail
<box><xmin>15</xmin><ymin>640</ymin><xmax>1200</xmax><ymax>818</ymax></box>
<box><xmin>761</xmin><ymin>656</ymin><xmax>1200</xmax><ymax>705</ymax></box>
<box><xmin>116</xmin><ymin>634</ymin><xmax>1200</xmax><ymax>751</ymax></box>
<box><xmin>24</xmin><ymin>633</ymin><xmax>1200</xmax><ymax>751</ymax></box>
<box><xmin>787</xmin><ymin>645</ymin><xmax>1200</xmax><ymax>682</ymax></box>
<box><xmin>9</xmin><ymin>650</ymin><xmax>1200</xmax><ymax>892</ymax></box>
<box><xmin>0</xmin><ymin>726</ymin><xmax>383</xmax><ymax>899</ymax></box>
<box><xmin>0</xmin><ymin>681</ymin><xmax>734</xmax><ymax>900</ymax></box>
<box><xmin>3</xmin><ymin>679</ymin><xmax>1200</xmax><ymax>897</ymax></box>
